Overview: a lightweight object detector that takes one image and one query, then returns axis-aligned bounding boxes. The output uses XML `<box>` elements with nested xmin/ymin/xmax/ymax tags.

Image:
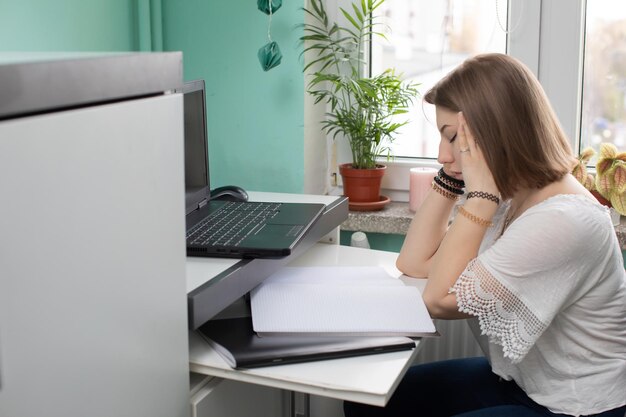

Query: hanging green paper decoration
<box><xmin>257</xmin><ymin>0</ymin><xmax>283</xmax><ymax>71</ymax></box>
<box><xmin>258</xmin><ymin>41</ymin><xmax>282</xmax><ymax>72</ymax></box>
<box><xmin>257</xmin><ymin>0</ymin><xmax>282</xmax><ymax>15</ymax></box>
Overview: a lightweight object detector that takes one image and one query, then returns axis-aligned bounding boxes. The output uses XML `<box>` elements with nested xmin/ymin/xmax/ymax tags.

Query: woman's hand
<box><xmin>420</xmin><ymin>112</ymin><xmax>500</xmax><ymax>318</ymax></box>
<box><xmin>457</xmin><ymin>112</ymin><xmax>499</xmax><ymax>196</ymax></box>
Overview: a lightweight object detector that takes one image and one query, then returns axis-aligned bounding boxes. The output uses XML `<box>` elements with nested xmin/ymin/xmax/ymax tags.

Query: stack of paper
<box><xmin>250</xmin><ymin>266</ymin><xmax>436</xmax><ymax>337</ymax></box>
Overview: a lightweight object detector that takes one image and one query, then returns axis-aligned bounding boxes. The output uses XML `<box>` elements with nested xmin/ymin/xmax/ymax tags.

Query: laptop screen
<box><xmin>181</xmin><ymin>80</ymin><xmax>211</xmax><ymax>215</ymax></box>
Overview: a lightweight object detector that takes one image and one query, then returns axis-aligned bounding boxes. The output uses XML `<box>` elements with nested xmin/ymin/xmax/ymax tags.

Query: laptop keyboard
<box><xmin>187</xmin><ymin>202</ymin><xmax>282</xmax><ymax>247</ymax></box>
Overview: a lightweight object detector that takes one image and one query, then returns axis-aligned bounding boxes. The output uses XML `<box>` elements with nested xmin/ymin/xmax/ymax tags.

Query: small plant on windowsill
<box><xmin>572</xmin><ymin>143</ymin><xmax>626</xmax><ymax>216</ymax></box>
<box><xmin>301</xmin><ymin>0</ymin><xmax>419</xmax><ymax>204</ymax></box>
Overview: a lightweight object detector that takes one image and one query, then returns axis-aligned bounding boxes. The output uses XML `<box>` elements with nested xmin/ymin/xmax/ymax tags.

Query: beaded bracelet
<box><xmin>458</xmin><ymin>206</ymin><xmax>493</xmax><ymax>227</ymax></box>
<box><xmin>434</xmin><ymin>176</ymin><xmax>464</xmax><ymax>195</ymax></box>
<box><xmin>438</xmin><ymin>168</ymin><xmax>465</xmax><ymax>188</ymax></box>
<box><xmin>467</xmin><ymin>191</ymin><xmax>500</xmax><ymax>205</ymax></box>
<box><xmin>431</xmin><ymin>181</ymin><xmax>460</xmax><ymax>201</ymax></box>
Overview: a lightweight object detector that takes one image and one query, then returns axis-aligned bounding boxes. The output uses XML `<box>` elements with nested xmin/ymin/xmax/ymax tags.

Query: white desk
<box><xmin>188</xmin><ymin>244</ymin><xmax>425</xmax><ymax>408</ymax></box>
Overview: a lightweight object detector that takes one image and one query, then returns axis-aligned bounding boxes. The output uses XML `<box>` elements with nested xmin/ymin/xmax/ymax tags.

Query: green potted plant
<box><xmin>572</xmin><ymin>143</ymin><xmax>626</xmax><ymax>218</ymax></box>
<box><xmin>301</xmin><ymin>0</ymin><xmax>419</xmax><ymax>204</ymax></box>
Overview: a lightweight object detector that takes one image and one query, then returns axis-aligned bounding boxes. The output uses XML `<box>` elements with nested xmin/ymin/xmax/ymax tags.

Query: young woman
<box><xmin>344</xmin><ymin>54</ymin><xmax>626</xmax><ymax>417</ymax></box>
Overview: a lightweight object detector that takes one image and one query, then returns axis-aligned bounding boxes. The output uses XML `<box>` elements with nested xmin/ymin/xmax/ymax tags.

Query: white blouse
<box><xmin>452</xmin><ymin>194</ymin><xmax>626</xmax><ymax>416</ymax></box>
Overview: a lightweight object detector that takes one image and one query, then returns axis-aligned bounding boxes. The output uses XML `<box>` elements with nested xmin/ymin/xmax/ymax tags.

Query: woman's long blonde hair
<box><xmin>425</xmin><ymin>53</ymin><xmax>577</xmax><ymax>199</ymax></box>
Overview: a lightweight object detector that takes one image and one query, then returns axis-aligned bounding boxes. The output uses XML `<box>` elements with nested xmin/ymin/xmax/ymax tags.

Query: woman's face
<box><xmin>435</xmin><ymin>106</ymin><xmax>463</xmax><ymax>180</ymax></box>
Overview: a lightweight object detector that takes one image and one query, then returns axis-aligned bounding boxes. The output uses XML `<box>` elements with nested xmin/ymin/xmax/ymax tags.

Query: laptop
<box><xmin>198</xmin><ymin>317</ymin><xmax>416</xmax><ymax>369</ymax></box>
<box><xmin>180</xmin><ymin>80</ymin><xmax>325</xmax><ymax>258</ymax></box>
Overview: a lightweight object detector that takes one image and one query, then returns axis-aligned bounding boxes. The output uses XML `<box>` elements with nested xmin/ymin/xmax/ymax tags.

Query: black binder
<box><xmin>198</xmin><ymin>317</ymin><xmax>415</xmax><ymax>369</ymax></box>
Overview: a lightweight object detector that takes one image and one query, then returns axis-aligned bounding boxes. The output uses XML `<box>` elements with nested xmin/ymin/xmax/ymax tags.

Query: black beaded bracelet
<box><xmin>434</xmin><ymin>176</ymin><xmax>464</xmax><ymax>195</ymax></box>
<box><xmin>437</xmin><ymin>175</ymin><xmax>462</xmax><ymax>190</ymax></box>
<box><xmin>467</xmin><ymin>191</ymin><xmax>500</xmax><ymax>205</ymax></box>
<box><xmin>438</xmin><ymin>168</ymin><xmax>465</xmax><ymax>188</ymax></box>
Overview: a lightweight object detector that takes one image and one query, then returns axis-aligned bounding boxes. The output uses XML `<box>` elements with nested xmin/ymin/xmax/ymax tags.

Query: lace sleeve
<box><xmin>452</xmin><ymin>259</ymin><xmax>548</xmax><ymax>363</ymax></box>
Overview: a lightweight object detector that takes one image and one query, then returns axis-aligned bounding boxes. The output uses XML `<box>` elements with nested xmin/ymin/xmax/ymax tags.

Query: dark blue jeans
<box><xmin>343</xmin><ymin>357</ymin><xmax>626</xmax><ymax>417</ymax></box>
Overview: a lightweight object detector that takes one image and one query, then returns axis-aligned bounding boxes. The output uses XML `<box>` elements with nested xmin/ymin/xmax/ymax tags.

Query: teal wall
<box><xmin>0</xmin><ymin>0</ymin><xmax>305</xmax><ymax>194</ymax></box>
<box><xmin>161</xmin><ymin>1</ymin><xmax>305</xmax><ymax>193</ymax></box>
<box><xmin>0</xmin><ymin>0</ymin><xmax>138</xmax><ymax>51</ymax></box>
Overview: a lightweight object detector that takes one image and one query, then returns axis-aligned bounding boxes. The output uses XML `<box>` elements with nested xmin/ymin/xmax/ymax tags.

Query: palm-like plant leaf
<box><xmin>301</xmin><ymin>0</ymin><xmax>419</xmax><ymax>169</ymax></box>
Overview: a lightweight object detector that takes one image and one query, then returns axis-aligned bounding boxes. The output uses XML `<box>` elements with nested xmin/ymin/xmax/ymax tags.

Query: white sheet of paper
<box><xmin>251</xmin><ymin>266</ymin><xmax>436</xmax><ymax>336</ymax></box>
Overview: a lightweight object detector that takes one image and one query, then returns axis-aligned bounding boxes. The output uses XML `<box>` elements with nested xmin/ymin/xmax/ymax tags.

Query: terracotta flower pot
<box><xmin>591</xmin><ymin>190</ymin><xmax>611</xmax><ymax>207</ymax></box>
<box><xmin>339</xmin><ymin>163</ymin><xmax>386</xmax><ymax>203</ymax></box>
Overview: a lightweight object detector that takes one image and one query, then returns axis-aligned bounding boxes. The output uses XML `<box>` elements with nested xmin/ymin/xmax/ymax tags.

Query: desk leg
<box><xmin>289</xmin><ymin>391</ymin><xmax>310</xmax><ymax>417</ymax></box>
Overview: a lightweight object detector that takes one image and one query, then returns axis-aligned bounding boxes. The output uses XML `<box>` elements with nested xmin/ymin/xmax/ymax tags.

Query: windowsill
<box><xmin>341</xmin><ymin>202</ymin><xmax>414</xmax><ymax>235</ymax></box>
<box><xmin>341</xmin><ymin>202</ymin><xmax>626</xmax><ymax>250</ymax></box>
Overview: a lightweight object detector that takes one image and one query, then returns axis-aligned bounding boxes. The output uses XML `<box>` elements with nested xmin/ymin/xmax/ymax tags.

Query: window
<box><xmin>371</xmin><ymin>0</ymin><xmax>508</xmax><ymax>159</ymax></box>
<box><xmin>580</xmin><ymin>0</ymin><xmax>626</xmax><ymax>155</ymax></box>
<box><xmin>313</xmin><ymin>0</ymin><xmax>589</xmax><ymax>198</ymax></box>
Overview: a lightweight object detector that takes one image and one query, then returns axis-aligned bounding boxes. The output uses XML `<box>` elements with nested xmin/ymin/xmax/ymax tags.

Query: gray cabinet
<box><xmin>0</xmin><ymin>53</ymin><xmax>190</xmax><ymax>417</ymax></box>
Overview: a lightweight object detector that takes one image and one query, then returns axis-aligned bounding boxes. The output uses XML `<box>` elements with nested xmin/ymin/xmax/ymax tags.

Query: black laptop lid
<box><xmin>181</xmin><ymin>80</ymin><xmax>211</xmax><ymax>215</ymax></box>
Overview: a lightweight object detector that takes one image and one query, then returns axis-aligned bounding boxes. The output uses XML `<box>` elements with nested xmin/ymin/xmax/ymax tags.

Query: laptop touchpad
<box><xmin>253</xmin><ymin>224</ymin><xmax>304</xmax><ymax>238</ymax></box>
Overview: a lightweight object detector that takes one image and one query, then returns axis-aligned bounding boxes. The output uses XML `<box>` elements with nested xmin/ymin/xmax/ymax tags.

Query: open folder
<box><xmin>250</xmin><ymin>266</ymin><xmax>437</xmax><ymax>337</ymax></box>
